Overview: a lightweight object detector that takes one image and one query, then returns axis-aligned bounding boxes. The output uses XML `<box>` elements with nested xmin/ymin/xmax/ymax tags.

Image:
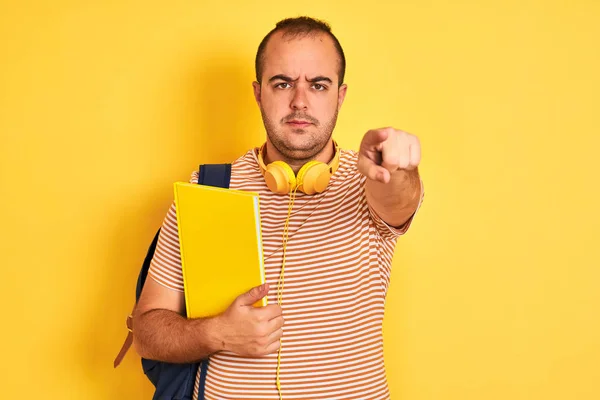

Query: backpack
<box><xmin>114</xmin><ymin>164</ymin><xmax>232</xmax><ymax>400</ymax></box>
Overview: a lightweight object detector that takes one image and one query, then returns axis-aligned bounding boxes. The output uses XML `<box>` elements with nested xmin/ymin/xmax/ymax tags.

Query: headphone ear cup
<box><xmin>297</xmin><ymin>161</ymin><xmax>331</xmax><ymax>195</ymax></box>
<box><xmin>265</xmin><ymin>161</ymin><xmax>297</xmax><ymax>194</ymax></box>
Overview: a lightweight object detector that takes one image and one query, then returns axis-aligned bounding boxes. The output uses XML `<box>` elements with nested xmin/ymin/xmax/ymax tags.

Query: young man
<box><xmin>133</xmin><ymin>16</ymin><xmax>423</xmax><ymax>400</ymax></box>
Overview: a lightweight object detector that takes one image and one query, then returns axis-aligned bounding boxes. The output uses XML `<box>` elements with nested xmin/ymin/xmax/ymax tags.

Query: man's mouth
<box><xmin>286</xmin><ymin>120</ymin><xmax>312</xmax><ymax>127</ymax></box>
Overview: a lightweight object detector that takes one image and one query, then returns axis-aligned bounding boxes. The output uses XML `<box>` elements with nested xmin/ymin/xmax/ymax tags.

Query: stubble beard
<box><xmin>260</xmin><ymin>107</ymin><xmax>339</xmax><ymax>165</ymax></box>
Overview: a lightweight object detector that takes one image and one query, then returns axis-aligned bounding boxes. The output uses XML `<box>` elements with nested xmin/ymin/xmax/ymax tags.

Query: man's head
<box><xmin>253</xmin><ymin>17</ymin><xmax>348</xmax><ymax>166</ymax></box>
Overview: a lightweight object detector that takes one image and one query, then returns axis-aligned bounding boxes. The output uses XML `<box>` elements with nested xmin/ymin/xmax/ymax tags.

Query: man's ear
<box><xmin>252</xmin><ymin>81</ymin><xmax>261</xmax><ymax>104</ymax></box>
<box><xmin>337</xmin><ymin>83</ymin><xmax>348</xmax><ymax>111</ymax></box>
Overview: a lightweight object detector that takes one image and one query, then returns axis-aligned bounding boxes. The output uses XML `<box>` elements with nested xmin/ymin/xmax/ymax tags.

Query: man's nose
<box><xmin>290</xmin><ymin>87</ymin><xmax>308</xmax><ymax>110</ymax></box>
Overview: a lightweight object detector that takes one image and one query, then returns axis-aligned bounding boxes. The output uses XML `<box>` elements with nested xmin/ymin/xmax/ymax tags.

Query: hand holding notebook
<box><xmin>212</xmin><ymin>282</ymin><xmax>284</xmax><ymax>357</ymax></box>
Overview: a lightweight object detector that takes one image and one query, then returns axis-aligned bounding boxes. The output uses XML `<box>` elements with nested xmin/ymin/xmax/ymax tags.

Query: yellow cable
<box><xmin>276</xmin><ymin>188</ymin><xmax>297</xmax><ymax>400</ymax></box>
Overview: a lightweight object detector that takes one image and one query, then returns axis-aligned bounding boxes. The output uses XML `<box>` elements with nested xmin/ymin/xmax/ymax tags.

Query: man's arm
<box><xmin>358</xmin><ymin>127</ymin><xmax>422</xmax><ymax>227</ymax></box>
<box><xmin>132</xmin><ymin>278</ymin><xmax>284</xmax><ymax>363</ymax></box>
<box><xmin>132</xmin><ymin>278</ymin><xmax>219</xmax><ymax>363</ymax></box>
<box><xmin>365</xmin><ymin>168</ymin><xmax>421</xmax><ymax>227</ymax></box>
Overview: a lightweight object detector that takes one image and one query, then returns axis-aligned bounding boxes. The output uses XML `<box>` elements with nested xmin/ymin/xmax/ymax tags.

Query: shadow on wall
<box><xmin>82</xmin><ymin>47</ymin><xmax>263</xmax><ymax>399</ymax></box>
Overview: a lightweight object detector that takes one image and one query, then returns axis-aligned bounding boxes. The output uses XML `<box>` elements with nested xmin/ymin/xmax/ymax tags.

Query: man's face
<box><xmin>253</xmin><ymin>31</ymin><xmax>347</xmax><ymax>163</ymax></box>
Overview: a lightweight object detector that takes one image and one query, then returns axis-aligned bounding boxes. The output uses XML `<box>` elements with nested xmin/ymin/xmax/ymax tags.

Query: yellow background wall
<box><xmin>1</xmin><ymin>1</ymin><xmax>598</xmax><ymax>399</ymax></box>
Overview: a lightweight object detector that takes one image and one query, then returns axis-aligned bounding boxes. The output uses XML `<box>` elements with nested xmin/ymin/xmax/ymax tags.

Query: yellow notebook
<box><xmin>173</xmin><ymin>182</ymin><xmax>267</xmax><ymax>319</ymax></box>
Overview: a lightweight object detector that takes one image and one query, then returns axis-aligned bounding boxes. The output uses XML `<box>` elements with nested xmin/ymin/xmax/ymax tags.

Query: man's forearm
<box><xmin>366</xmin><ymin>168</ymin><xmax>421</xmax><ymax>227</ymax></box>
<box><xmin>132</xmin><ymin>309</ymin><xmax>221</xmax><ymax>363</ymax></box>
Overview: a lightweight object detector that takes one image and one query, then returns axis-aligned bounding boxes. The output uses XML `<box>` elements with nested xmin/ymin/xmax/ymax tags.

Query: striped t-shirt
<box><xmin>148</xmin><ymin>147</ymin><xmax>421</xmax><ymax>399</ymax></box>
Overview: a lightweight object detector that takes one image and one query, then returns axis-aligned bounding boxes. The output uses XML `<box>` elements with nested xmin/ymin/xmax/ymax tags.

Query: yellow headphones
<box><xmin>257</xmin><ymin>141</ymin><xmax>341</xmax><ymax>195</ymax></box>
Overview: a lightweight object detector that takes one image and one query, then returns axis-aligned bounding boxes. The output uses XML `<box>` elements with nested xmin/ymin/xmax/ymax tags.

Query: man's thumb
<box><xmin>238</xmin><ymin>283</ymin><xmax>269</xmax><ymax>306</ymax></box>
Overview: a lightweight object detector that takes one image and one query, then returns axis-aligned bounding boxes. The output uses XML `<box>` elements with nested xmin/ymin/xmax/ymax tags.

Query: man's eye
<box><xmin>313</xmin><ymin>84</ymin><xmax>326</xmax><ymax>91</ymax></box>
<box><xmin>275</xmin><ymin>83</ymin><xmax>291</xmax><ymax>89</ymax></box>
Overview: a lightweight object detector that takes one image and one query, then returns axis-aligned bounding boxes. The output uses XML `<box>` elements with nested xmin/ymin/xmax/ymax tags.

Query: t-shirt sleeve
<box><xmin>147</xmin><ymin>201</ymin><xmax>185</xmax><ymax>292</ymax></box>
<box><xmin>368</xmin><ymin>178</ymin><xmax>425</xmax><ymax>240</ymax></box>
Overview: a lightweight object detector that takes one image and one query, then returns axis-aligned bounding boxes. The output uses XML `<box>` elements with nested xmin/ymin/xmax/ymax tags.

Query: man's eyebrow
<box><xmin>267</xmin><ymin>75</ymin><xmax>333</xmax><ymax>84</ymax></box>
<box><xmin>268</xmin><ymin>74</ymin><xmax>295</xmax><ymax>83</ymax></box>
<box><xmin>307</xmin><ymin>76</ymin><xmax>333</xmax><ymax>84</ymax></box>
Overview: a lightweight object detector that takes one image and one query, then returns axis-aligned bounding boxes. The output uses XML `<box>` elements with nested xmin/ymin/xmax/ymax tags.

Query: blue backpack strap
<box><xmin>136</xmin><ymin>229</ymin><xmax>160</xmax><ymax>301</ymax></box>
<box><xmin>198</xmin><ymin>163</ymin><xmax>232</xmax><ymax>188</ymax></box>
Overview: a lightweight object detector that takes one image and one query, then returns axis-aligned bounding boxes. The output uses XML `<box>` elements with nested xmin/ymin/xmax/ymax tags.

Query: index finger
<box><xmin>361</xmin><ymin>129</ymin><xmax>390</xmax><ymax>151</ymax></box>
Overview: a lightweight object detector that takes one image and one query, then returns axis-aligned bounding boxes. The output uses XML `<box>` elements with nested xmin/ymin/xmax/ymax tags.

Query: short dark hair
<box><xmin>255</xmin><ymin>16</ymin><xmax>346</xmax><ymax>85</ymax></box>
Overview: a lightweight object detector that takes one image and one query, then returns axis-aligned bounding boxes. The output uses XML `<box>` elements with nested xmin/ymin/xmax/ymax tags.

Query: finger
<box><xmin>361</xmin><ymin>129</ymin><xmax>389</xmax><ymax>151</ymax></box>
<box><xmin>267</xmin><ymin>315</ymin><xmax>285</xmax><ymax>332</ymax></box>
<box><xmin>381</xmin><ymin>132</ymin><xmax>416</xmax><ymax>171</ymax></box>
<box><xmin>408</xmin><ymin>141</ymin><xmax>421</xmax><ymax>170</ymax></box>
<box><xmin>256</xmin><ymin>304</ymin><xmax>283</xmax><ymax>321</ymax></box>
<box><xmin>237</xmin><ymin>283</ymin><xmax>269</xmax><ymax>306</ymax></box>
<box><xmin>396</xmin><ymin>144</ymin><xmax>411</xmax><ymax>170</ymax></box>
<box><xmin>381</xmin><ymin>148</ymin><xmax>400</xmax><ymax>172</ymax></box>
<box><xmin>264</xmin><ymin>335</ymin><xmax>282</xmax><ymax>355</ymax></box>
<box><xmin>379</xmin><ymin>133</ymin><xmax>397</xmax><ymax>171</ymax></box>
<box><xmin>266</xmin><ymin>328</ymin><xmax>284</xmax><ymax>347</ymax></box>
<box><xmin>357</xmin><ymin>154</ymin><xmax>390</xmax><ymax>183</ymax></box>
